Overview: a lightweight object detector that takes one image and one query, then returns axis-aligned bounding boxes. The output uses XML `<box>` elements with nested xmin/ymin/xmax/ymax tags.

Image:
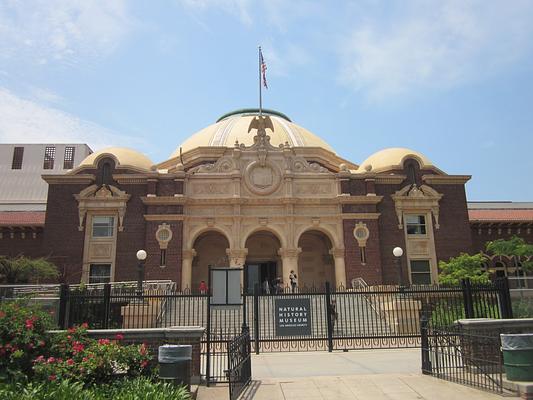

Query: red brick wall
<box><xmin>376</xmin><ymin>184</ymin><xmax>408</xmax><ymax>284</ymax></box>
<box><xmin>0</xmin><ymin>228</ymin><xmax>44</xmax><ymax>259</ymax></box>
<box><xmin>471</xmin><ymin>226</ymin><xmax>533</xmax><ymax>254</ymax></box>
<box><xmin>144</xmin><ymin>220</ymin><xmax>183</xmax><ymax>283</ymax></box>
<box><xmin>432</xmin><ymin>184</ymin><xmax>472</xmax><ymax>264</ymax></box>
<box><xmin>43</xmin><ymin>183</ymin><xmax>88</xmax><ymax>283</ymax></box>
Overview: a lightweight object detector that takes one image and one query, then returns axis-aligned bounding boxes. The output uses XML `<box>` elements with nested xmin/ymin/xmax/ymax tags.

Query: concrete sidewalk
<box><xmin>197</xmin><ymin>373</ymin><xmax>518</xmax><ymax>400</ymax></box>
<box><xmin>197</xmin><ymin>350</ymin><xmax>520</xmax><ymax>399</ymax></box>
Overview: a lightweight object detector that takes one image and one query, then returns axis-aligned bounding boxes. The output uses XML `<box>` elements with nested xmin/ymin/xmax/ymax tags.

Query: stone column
<box><xmin>181</xmin><ymin>249</ymin><xmax>196</xmax><ymax>291</ymax></box>
<box><xmin>226</xmin><ymin>248</ymin><xmax>248</xmax><ymax>268</ymax></box>
<box><xmin>278</xmin><ymin>248</ymin><xmax>301</xmax><ymax>287</ymax></box>
<box><xmin>330</xmin><ymin>248</ymin><xmax>347</xmax><ymax>289</ymax></box>
<box><xmin>226</xmin><ymin>248</ymin><xmax>248</xmax><ymax>288</ymax></box>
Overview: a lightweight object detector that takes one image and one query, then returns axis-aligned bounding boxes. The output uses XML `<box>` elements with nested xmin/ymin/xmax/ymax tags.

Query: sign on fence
<box><xmin>275</xmin><ymin>298</ymin><xmax>312</xmax><ymax>336</ymax></box>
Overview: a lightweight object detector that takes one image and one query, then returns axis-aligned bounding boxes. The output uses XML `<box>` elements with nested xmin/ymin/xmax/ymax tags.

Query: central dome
<box><xmin>172</xmin><ymin>108</ymin><xmax>335</xmax><ymax>157</ymax></box>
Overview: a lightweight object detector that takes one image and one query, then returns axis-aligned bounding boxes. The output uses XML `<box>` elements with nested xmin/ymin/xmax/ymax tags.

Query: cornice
<box><xmin>113</xmin><ymin>174</ymin><xmax>150</xmax><ymax>184</ymax></box>
<box><xmin>337</xmin><ymin>195</ymin><xmax>383</xmax><ymax>204</ymax></box>
<box><xmin>42</xmin><ymin>174</ymin><xmax>94</xmax><ymax>184</ymax></box>
<box><xmin>341</xmin><ymin>213</ymin><xmax>381</xmax><ymax>220</ymax></box>
<box><xmin>422</xmin><ymin>175</ymin><xmax>471</xmax><ymax>185</ymax></box>
<box><xmin>144</xmin><ymin>214</ymin><xmax>185</xmax><ymax>221</ymax></box>
<box><xmin>141</xmin><ymin>196</ymin><xmax>186</xmax><ymax>205</ymax></box>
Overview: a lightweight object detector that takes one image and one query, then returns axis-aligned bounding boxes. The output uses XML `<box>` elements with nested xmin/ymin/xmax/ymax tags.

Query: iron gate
<box><xmin>51</xmin><ymin>278</ymin><xmax>511</xmax><ymax>384</ymax></box>
<box><xmin>226</xmin><ymin>329</ymin><xmax>252</xmax><ymax>400</ymax></box>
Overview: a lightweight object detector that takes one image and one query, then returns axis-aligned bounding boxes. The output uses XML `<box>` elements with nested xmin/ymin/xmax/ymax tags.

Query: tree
<box><xmin>485</xmin><ymin>236</ymin><xmax>533</xmax><ymax>273</ymax></box>
<box><xmin>438</xmin><ymin>253</ymin><xmax>490</xmax><ymax>286</ymax></box>
<box><xmin>0</xmin><ymin>256</ymin><xmax>59</xmax><ymax>284</ymax></box>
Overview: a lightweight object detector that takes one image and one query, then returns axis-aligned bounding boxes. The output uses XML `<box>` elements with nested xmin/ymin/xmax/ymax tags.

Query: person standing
<box><xmin>329</xmin><ymin>299</ymin><xmax>338</xmax><ymax>331</ymax></box>
<box><xmin>289</xmin><ymin>270</ymin><xmax>298</xmax><ymax>293</ymax></box>
<box><xmin>199</xmin><ymin>280</ymin><xmax>208</xmax><ymax>294</ymax></box>
<box><xmin>262</xmin><ymin>277</ymin><xmax>270</xmax><ymax>294</ymax></box>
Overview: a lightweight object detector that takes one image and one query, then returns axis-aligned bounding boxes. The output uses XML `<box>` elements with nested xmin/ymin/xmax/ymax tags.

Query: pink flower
<box><xmin>67</xmin><ymin>359</ymin><xmax>74</xmax><ymax>366</ymax></box>
<box><xmin>139</xmin><ymin>344</ymin><xmax>147</xmax><ymax>355</ymax></box>
<box><xmin>47</xmin><ymin>357</ymin><xmax>56</xmax><ymax>364</ymax></box>
<box><xmin>34</xmin><ymin>355</ymin><xmax>45</xmax><ymax>363</ymax></box>
<box><xmin>82</xmin><ymin>357</ymin><xmax>89</xmax><ymax>362</ymax></box>
<box><xmin>25</xmin><ymin>319</ymin><xmax>34</xmax><ymax>329</ymax></box>
<box><xmin>81</xmin><ymin>322</ymin><xmax>89</xmax><ymax>329</ymax></box>
<box><xmin>48</xmin><ymin>374</ymin><xmax>56</xmax><ymax>381</ymax></box>
<box><xmin>39</xmin><ymin>340</ymin><xmax>46</xmax><ymax>347</ymax></box>
<box><xmin>141</xmin><ymin>360</ymin><xmax>149</xmax><ymax>368</ymax></box>
<box><xmin>72</xmin><ymin>341</ymin><xmax>85</xmax><ymax>354</ymax></box>
<box><xmin>98</xmin><ymin>338</ymin><xmax>110</xmax><ymax>345</ymax></box>
<box><xmin>115</xmin><ymin>333</ymin><xmax>124</xmax><ymax>341</ymax></box>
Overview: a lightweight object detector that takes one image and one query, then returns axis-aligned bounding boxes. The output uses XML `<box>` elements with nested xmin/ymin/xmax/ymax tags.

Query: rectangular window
<box><xmin>92</xmin><ymin>216</ymin><xmax>114</xmax><ymax>237</ymax></box>
<box><xmin>63</xmin><ymin>146</ymin><xmax>75</xmax><ymax>169</ymax></box>
<box><xmin>410</xmin><ymin>260</ymin><xmax>432</xmax><ymax>284</ymax></box>
<box><xmin>89</xmin><ymin>264</ymin><xmax>111</xmax><ymax>284</ymax></box>
<box><xmin>160</xmin><ymin>249</ymin><xmax>167</xmax><ymax>268</ymax></box>
<box><xmin>43</xmin><ymin>146</ymin><xmax>56</xmax><ymax>169</ymax></box>
<box><xmin>11</xmin><ymin>147</ymin><xmax>24</xmax><ymax>169</ymax></box>
<box><xmin>406</xmin><ymin>215</ymin><xmax>426</xmax><ymax>235</ymax></box>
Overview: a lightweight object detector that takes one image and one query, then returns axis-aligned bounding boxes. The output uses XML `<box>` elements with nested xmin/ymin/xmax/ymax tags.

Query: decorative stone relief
<box><xmin>353</xmin><ymin>222</ymin><xmax>370</xmax><ymax>247</ymax></box>
<box><xmin>191</xmin><ymin>182</ymin><xmax>231</xmax><ymax>195</ymax></box>
<box><xmin>155</xmin><ymin>223</ymin><xmax>173</xmax><ymax>250</ymax></box>
<box><xmin>226</xmin><ymin>248</ymin><xmax>248</xmax><ymax>267</ymax></box>
<box><xmin>392</xmin><ymin>184</ymin><xmax>442</xmax><ymax>229</ymax></box>
<box><xmin>244</xmin><ymin>160</ymin><xmax>282</xmax><ymax>195</ymax></box>
<box><xmin>89</xmin><ymin>243</ymin><xmax>113</xmax><ymax>258</ymax></box>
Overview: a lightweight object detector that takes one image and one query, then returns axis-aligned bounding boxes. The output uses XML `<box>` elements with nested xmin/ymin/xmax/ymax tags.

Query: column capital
<box><xmin>278</xmin><ymin>247</ymin><xmax>302</xmax><ymax>258</ymax></box>
<box><xmin>182</xmin><ymin>249</ymin><xmax>197</xmax><ymax>260</ymax></box>
<box><xmin>226</xmin><ymin>248</ymin><xmax>248</xmax><ymax>267</ymax></box>
<box><xmin>329</xmin><ymin>248</ymin><xmax>345</xmax><ymax>258</ymax></box>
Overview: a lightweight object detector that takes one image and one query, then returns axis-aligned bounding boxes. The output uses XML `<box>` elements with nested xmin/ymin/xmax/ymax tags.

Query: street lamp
<box><xmin>136</xmin><ymin>249</ymin><xmax>147</xmax><ymax>296</ymax></box>
<box><xmin>393</xmin><ymin>247</ymin><xmax>404</xmax><ymax>288</ymax></box>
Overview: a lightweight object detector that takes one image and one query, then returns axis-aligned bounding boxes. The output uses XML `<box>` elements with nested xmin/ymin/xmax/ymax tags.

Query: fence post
<box><xmin>253</xmin><ymin>282</ymin><xmax>260</xmax><ymax>355</ymax></box>
<box><xmin>102</xmin><ymin>283</ymin><xmax>111</xmax><ymax>329</ymax></box>
<box><xmin>57</xmin><ymin>283</ymin><xmax>69</xmax><ymax>329</ymax></box>
<box><xmin>461</xmin><ymin>279</ymin><xmax>474</xmax><ymax>318</ymax></box>
<box><xmin>420</xmin><ymin>313</ymin><xmax>431</xmax><ymax>375</ymax></box>
<box><xmin>496</xmin><ymin>277</ymin><xmax>513</xmax><ymax>319</ymax></box>
<box><xmin>325</xmin><ymin>281</ymin><xmax>333</xmax><ymax>352</ymax></box>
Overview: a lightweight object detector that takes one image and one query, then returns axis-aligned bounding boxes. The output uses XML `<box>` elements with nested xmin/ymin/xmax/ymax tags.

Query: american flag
<box><xmin>260</xmin><ymin>48</ymin><xmax>268</xmax><ymax>89</ymax></box>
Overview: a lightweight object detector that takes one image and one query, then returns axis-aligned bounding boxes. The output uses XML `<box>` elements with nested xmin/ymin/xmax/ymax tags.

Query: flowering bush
<box><xmin>34</xmin><ymin>328</ymin><xmax>152</xmax><ymax>384</ymax></box>
<box><xmin>0</xmin><ymin>300</ymin><xmax>53</xmax><ymax>381</ymax></box>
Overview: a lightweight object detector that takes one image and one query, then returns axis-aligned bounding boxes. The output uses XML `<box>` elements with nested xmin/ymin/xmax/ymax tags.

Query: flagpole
<box><xmin>258</xmin><ymin>46</ymin><xmax>262</xmax><ymax>116</ymax></box>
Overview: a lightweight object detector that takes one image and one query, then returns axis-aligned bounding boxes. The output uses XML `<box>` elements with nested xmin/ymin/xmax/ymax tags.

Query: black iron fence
<box><xmin>421</xmin><ymin>315</ymin><xmax>503</xmax><ymax>394</ymax></box>
<box><xmin>226</xmin><ymin>329</ymin><xmax>252</xmax><ymax>400</ymax></box>
<box><xmin>2</xmin><ymin>278</ymin><xmax>512</xmax><ymax>384</ymax></box>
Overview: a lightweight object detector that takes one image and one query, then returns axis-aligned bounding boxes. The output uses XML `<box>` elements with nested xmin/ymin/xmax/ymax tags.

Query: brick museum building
<box><xmin>1</xmin><ymin>109</ymin><xmax>532</xmax><ymax>289</ymax></box>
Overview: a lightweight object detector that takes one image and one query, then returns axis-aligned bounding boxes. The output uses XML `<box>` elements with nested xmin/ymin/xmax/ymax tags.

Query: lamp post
<box><xmin>393</xmin><ymin>247</ymin><xmax>404</xmax><ymax>289</ymax></box>
<box><xmin>136</xmin><ymin>249</ymin><xmax>147</xmax><ymax>297</ymax></box>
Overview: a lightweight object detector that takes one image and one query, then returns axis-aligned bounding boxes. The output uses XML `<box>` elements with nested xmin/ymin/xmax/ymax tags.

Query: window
<box><xmin>43</xmin><ymin>146</ymin><xmax>56</xmax><ymax>169</ymax></box>
<box><xmin>89</xmin><ymin>264</ymin><xmax>111</xmax><ymax>284</ymax></box>
<box><xmin>11</xmin><ymin>147</ymin><xmax>24</xmax><ymax>169</ymax></box>
<box><xmin>410</xmin><ymin>260</ymin><xmax>431</xmax><ymax>284</ymax></box>
<box><xmin>92</xmin><ymin>216</ymin><xmax>114</xmax><ymax>237</ymax></box>
<box><xmin>405</xmin><ymin>215</ymin><xmax>426</xmax><ymax>235</ymax></box>
<box><xmin>63</xmin><ymin>146</ymin><xmax>75</xmax><ymax>169</ymax></box>
<box><xmin>160</xmin><ymin>249</ymin><xmax>167</xmax><ymax>268</ymax></box>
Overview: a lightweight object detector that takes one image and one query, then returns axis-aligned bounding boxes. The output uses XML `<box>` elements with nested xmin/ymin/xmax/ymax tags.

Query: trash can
<box><xmin>501</xmin><ymin>334</ymin><xmax>533</xmax><ymax>381</ymax></box>
<box><xmin>158</xmin><ymin>344</ymin><xmax>192</xmax><ymax>390</ymax></box>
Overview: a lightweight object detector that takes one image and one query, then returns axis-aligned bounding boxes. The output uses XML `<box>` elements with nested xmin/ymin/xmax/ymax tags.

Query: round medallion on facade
<box><xmin>244</xmin><ymin>160</ymin><xmax>282</xmax><ymax>195</ymax></box>
<box><xmin>353</xmin><ymin>222</ymin><xmax>370</xmax><ymax>247</ymax></box>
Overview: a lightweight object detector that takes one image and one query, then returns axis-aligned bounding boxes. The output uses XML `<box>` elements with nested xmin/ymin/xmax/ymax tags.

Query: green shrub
<box><xmin>0</xmin><ymin>300</ymin><xmax>54</xmax><ymax>382</ymax></box>
<box><xmin>0</xmin><ymin>377</ymin><xmax>191</xmax><ymax>400</ymax></box>
<box><xmin>512</xmin><ymin>297</ymin><xmax>533</xmax><ymax>318</ymax></box>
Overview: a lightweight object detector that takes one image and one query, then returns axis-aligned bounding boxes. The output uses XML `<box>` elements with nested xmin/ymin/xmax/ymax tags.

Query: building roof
<box><xmin>77</xmin><ymin>147</ymin><xmax>153</xmax><ymax>171</ymax></box>
<box><xmin>468</xmin><ymin>202</ymin><xmax>533</xmax><ymax>222</ymax></box>
<box><xmin>173</xmin><ymin>109</ymin><xmax>336</xmax><ymax>157</ymax></box>
<box><xmin>354</xmin><ymin>147</ymin><xmax>439</xmax><ymax>174</ymax></box>
<box><xmin>0</xmin><ymin>211</ymin><xmax>45</xmax><ymax>226</ymax></box>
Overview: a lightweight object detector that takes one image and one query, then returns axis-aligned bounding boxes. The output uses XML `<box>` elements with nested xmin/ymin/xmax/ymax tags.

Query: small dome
<box><xmin>79</xmin><ymin>147</ymin><xmax>153</xmax><ymax>171</ymax></box>
<box><xmin>356</xmin><ymin>148</ymin><xmax>435</xmax><ymax>174</ymax></box>
<box><xmin>171</xmin><ymin>108</ymin><xmax>335</xmax><ymax>158</ymax></box>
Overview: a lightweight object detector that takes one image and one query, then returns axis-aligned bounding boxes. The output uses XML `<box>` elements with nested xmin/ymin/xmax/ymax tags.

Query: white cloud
<box><xmin>0</xmin><ymin>0</ymin><xmax>133</xmax><ymax>66</ymax></box>
<box><xmin>0</xmin><ymin>88</ymin><xmax>143</xmax><ymax>150</ymax></box>
<box><xmin>178</xmin><ymin>0</ymin><xmax>252</xmax><ymax>26</ymax></box>
<box><xmin>339</xmin><ymin>0</ymin><xmax>533</xmax><ymax>100</ymax></box>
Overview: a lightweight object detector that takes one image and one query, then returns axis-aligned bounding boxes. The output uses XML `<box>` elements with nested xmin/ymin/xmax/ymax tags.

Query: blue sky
<box><xmin>1</xmin><ymin>0</ymin><xmax>532</xmax><ymax>201</ymax></box>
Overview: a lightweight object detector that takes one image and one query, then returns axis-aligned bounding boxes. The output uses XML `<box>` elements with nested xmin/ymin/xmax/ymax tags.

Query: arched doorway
<box><xmin>191</xmin><ymin>231</ymin><xmax>230</xmax><ymax>291</ymax></box>
<box><xmin>298</xmin><ymin>230</ymin><xmax>335</xmax><ymax>288</ymax></box>
<box><xmin>245</xmin><ymin>231</ymin><xmax>281</xmax><ymax>293</ymax></box>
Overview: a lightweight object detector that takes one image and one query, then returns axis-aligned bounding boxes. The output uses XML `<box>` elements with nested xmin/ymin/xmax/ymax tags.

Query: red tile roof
<box><xmin>469</xmin><ymin>209</ymin><xmax>533</xmax><ymax>222</ymax></box>
<box><xmin>0</xmin><ymin>212</ymin><xmax>46</xmax><ymax>226</ymax></box>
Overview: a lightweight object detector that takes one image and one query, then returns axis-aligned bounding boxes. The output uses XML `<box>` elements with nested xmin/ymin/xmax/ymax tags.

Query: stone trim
<box><xmin>42</xmin><ymin>174</ymin><xmax>95</xmax><ymax>184</ymax></box>
<box><xmin>144</xmin><ymin>215</ymin><xmax>185</xmax><ymax>221</ymax></box>
<box><xmin>341</xmin><ymin>213</ymin><xmax>381</xmax><ymax>220</ymax></box>
<box><xmin>422</xmin><ymin>175</ymin><xmax>471</xmax><ymax>185</ymax></box>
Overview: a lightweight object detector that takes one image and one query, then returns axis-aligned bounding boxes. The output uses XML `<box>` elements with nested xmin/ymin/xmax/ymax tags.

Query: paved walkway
<box><xmin>197</xmin><ymin>350</ymin><xmax>520</xmax><ymax>400</ymax></box>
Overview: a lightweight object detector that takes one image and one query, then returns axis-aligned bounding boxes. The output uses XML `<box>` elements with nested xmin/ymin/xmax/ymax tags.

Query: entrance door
<box><xmin>245</xmin><ymin>262</ymin><xmax>277</xmax><ymax>293</ymax></box>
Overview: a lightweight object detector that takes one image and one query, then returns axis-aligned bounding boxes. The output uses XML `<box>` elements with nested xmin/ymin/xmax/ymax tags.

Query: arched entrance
<box><xmin>245</xmin><ymin>231</ymin><xmax>281</xmax><ymax>293</ymax></box>
<box><xmin>298</xmin><ymin>230</ymin><xmax>335</xmax><ymax>288</ymax></box>
<box><xmin>191</xmin><ymin>231</ymin><xmax>230</xmax><ymax>291</ymax></box>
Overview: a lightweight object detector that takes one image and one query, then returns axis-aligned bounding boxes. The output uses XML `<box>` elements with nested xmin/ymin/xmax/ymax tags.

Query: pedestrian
<box><xmin>329</xmin><ymin>299</ymin><xmax>338</xmax><ymax>331</ymax></box>
<box><xmin>199</xmin><ymin>280</ymin><xmax>208</xmax><ymax>294</ymax></box>
<box><xmin>277</xmin><ymin>277</ymin><xmax>284</xmax><ymax>294</ymax></box>
<box><xmin>289</xmin><ymin>270</ymin><xmax>298</xmax><ymax>293</ymax></box>
<box><xmin>262</xmin><ymin>277</ymin><xmax>270</xmax><ymax>294</ymax></box>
